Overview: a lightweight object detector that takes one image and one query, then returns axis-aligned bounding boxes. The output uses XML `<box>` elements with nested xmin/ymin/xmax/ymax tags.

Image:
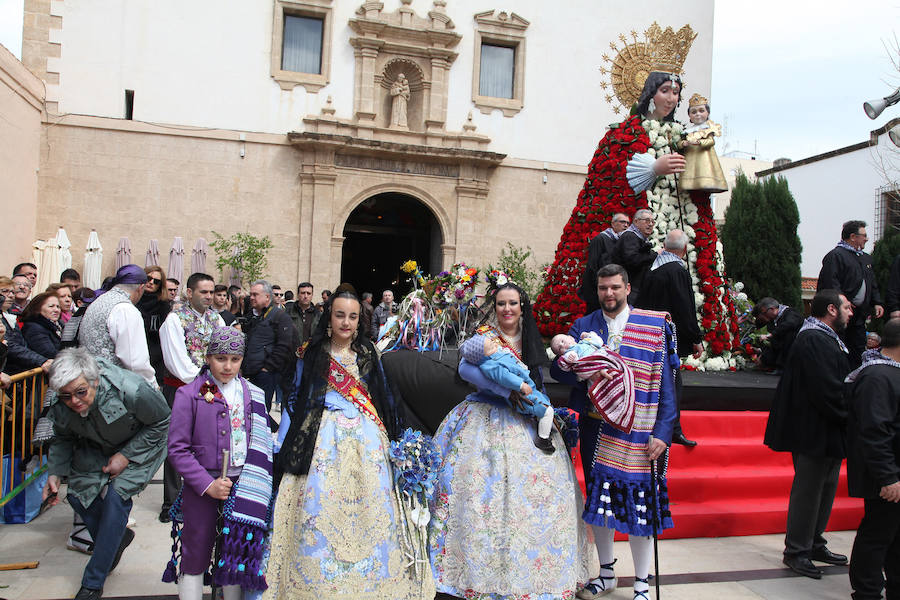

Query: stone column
<box><xmin>425</xmin><ymin>56</ymin><xmax>449</xmax><ymax>132</ymax></box>
<box><xmin>299</xmin><ymin>149</ymin><xmax>338</xmax><ymax>289</ymax></box>
<box><xmin>353</xmin><ymin>41</ymin><xmax>382</xmax><ymax>133</ymax></box>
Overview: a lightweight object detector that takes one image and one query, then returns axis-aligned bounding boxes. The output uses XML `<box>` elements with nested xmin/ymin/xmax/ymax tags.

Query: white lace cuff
<box><xmin>626</xmin><ymin>152</ymin><xmax>657</xmax><ymax>192</ymax></box>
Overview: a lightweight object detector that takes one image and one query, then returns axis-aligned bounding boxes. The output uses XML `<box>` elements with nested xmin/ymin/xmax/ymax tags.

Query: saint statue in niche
<box><xmin>390</xmin><ymin>73</ymin><xmax>410</xmax><ymax>128</ymax></box>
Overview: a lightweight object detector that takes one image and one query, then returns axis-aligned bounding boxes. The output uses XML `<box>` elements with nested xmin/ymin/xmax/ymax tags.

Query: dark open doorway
<box><xmin>340</xmin><ymin>192</ymin><xmax>443</xmax><ymax>299</ymax></box>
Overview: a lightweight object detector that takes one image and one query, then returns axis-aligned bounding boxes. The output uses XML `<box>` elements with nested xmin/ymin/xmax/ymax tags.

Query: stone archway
<box><xmin>340</xmin><ymin>192</ymin><xmax>443</xmax><ymax>298</ymax></box>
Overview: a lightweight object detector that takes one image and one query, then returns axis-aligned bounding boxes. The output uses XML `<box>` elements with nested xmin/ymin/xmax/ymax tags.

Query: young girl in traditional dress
<box><xmin>263</xmin><ymin>287</ymin><xmax>433</xmax><ymax>600</ymax></box>
<box><xmin>163</xmin><ymin>327</ymin><xmax>273</xmax><ymax>600</ymax></box>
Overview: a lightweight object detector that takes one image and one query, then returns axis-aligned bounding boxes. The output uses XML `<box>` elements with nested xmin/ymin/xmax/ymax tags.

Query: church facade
<box><xmin>8</xmin><ymin>0</ymin><xmax>714</xmax><ymax>293</ymax></box>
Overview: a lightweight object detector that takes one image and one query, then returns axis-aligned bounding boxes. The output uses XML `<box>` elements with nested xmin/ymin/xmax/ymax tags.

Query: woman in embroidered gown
<box><xmin>429</xmin><ymin>281</ymin><xmax>597</xmax><ymax>600</ymax></box>
<box><xmin>264</xmin><ymin>289</ymin><xmax>434</xmax><ymax>600</ymax></box>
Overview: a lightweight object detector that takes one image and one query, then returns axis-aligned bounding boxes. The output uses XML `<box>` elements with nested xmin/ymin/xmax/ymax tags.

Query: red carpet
<box><xmin>572</xmin><ymin>410</ymin><xmax>864</xmax><ymax>539</ymax></box>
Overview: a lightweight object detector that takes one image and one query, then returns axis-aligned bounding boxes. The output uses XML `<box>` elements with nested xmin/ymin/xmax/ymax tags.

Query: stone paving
<box><xmin>0</xmin><ymin>467</ymin><xmax>859</xmax><ymax>600</ymax></box>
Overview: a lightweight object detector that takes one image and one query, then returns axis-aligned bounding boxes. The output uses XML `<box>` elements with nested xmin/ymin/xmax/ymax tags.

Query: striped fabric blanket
<box><xmin>558</xmin><ymin>346</ymin><xmax>635</xmax><ymax>433</ymax></box>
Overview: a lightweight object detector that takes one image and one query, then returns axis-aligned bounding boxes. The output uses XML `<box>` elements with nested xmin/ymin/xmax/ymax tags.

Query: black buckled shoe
<box><xmin>783</xmin><ymin>555</ymin><xmax>823</xmax><ymax>579</ymax></box>
<box><xmin>672</xmin><ymin>433</ymin><xmax>698</xmax><ymax>447</ymax></box>
<box><xmin>810</xmin><ymin>547</ymin><xmax>848</xmax><ymax>565</ymax></box>
<box><xmin>74</xmin><ymin>586</ymin><xmax>103</xmax><ymax>600</ymax></box>
<box><xmin>534</xmin><ymin>435</ymin><xmax>556</xmax><ymax>455</ymax></box>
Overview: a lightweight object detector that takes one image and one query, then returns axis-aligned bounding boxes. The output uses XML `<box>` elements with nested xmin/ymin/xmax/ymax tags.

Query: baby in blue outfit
<box><xmin>466</xmin><ymin>337</ymin><xmax>555</xmax><ymax>454</ymax></box>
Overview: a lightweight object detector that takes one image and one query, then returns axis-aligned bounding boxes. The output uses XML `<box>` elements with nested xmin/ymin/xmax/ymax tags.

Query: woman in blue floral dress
<box><xmin>263</xmin><ymin>289</ymin><xmax>433</xmax><ymax>600</ymax></box>
<box><xmin>429</xmin><ymin>282</ymin><xmax>597</xmax><ymax>599</ymax></box>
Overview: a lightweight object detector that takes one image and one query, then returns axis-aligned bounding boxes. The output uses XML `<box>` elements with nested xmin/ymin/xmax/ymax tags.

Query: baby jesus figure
<box><xmin>465</xmin><ymin>337</ymin><xmax>556</xmax><ymax>454</ymax></box>
<box><xmin>551</xmin><ymin>332</ymin><xmax>636</xmax><ymax>433</ymax></box>
<box><xmin>677</xmin><ymin>93</ymin><xmax>728</xmax><ymax>193</ymax></box>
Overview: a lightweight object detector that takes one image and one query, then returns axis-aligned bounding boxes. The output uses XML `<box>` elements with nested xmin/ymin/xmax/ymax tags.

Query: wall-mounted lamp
<box><xmin>863</xmin><ymin>86</ymin><xmax>900</xmax><ymax>119</ymax></box>
<box><xmin>239</xmin><ymin>133</ymin><xmax>246</xmax><ymax>158</ymax></box>
<box><xmin>542</xmin><ymin>162</ymin><xmax>548</xmax><ymax>184</ymax></box>
<box><xmin>890</xmin><ymin>124</ymin><xmax>900</xmax><ymax>147</ymax></box>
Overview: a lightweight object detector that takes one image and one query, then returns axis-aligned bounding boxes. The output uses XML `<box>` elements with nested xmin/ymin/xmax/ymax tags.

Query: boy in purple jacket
<box><xmin>163</xmin><ymin>328</ymin><xmax>273</xmax><ymax>600</ymax></box>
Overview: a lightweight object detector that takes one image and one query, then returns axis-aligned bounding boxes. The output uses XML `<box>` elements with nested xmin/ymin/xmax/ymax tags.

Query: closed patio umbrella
<box><xmin>115</xmin><ymin>237</ymin><xmax>132</xmax><ymax>271</ymax></box>
<box><xmin>37</xmin><ymin>237</ymin><xmax>61</xmax><ymax>292</ymax></box>
<box><xmin>145</xmin><ymin>239</ymin><xmax>160</xmax><ymax>267</ymax></box>
<box><xmin>55</xmin><ymin>227</ymin><xmax>72</xmax><ymax>272</ymax></box>
<box><xmin>84</xmin><ymin>230</ymin><xmax>103</xmax><ymax>289</ymax></box>
<box><xmin>168</xmin><ymin>237</ymin><xmax>185</xmax><ymax>293</ymax></box>
<box><xmin>31</xmin><ymin>240</ymin><xmax>45</xmax><ymax>291</ymax></box>
<box><xmin>191</xmin><ymin>238</ymin><xmax>209</xmax><ymax>275</ymax></box>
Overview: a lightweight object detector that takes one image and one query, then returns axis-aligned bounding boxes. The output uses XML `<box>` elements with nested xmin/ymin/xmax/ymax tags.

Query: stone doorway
<box><xmin>340</xmin><ymin>192</ymin><xmax>443</xmax><ymax>299</ymax></box>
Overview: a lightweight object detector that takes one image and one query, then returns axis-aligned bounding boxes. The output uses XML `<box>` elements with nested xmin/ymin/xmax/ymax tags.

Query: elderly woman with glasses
<box><xmin>42</xmin><ymin>348</ymin><xmax>170</xmax><ymax>600</ymax></box>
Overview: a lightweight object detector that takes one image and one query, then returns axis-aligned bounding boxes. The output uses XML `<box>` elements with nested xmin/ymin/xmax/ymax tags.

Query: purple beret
<box><xmin>207</xmin><ymin>327</ymin><xmax>245</xmax><ymax>356</ymax></box>
<box><xmin>113</xmin><ymin>264</ymin><xmax>148</xmax><ymax>286</ymax></box>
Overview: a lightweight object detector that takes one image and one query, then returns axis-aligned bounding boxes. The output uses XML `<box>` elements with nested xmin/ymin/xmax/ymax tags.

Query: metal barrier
<box><xmin>0</xmin><ymin>368</ymin><xmax>47</xmax><ymax>507</ymax></box>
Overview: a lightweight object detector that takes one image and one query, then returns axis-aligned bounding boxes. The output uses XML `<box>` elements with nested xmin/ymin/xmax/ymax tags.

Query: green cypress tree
<box><xmin>872</xmin><ymin>225</ymin><xmax>900</xmax><ymax>301</ymax></box>
<box><xmin>721</xmin><ymin>173</ymin><xmax>802</xmax><ymax>307</ymax></box>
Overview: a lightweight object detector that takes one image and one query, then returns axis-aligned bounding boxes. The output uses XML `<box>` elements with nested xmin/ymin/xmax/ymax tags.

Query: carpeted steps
<box><xmin>572</xmin><ymin>410</ymin><xmax>864</xmax><ymax>539</ymax></box>
<box><xmin>663</xmin><ymin>410</ymin><xmax>863</xmax><ymax>539</ymax></box>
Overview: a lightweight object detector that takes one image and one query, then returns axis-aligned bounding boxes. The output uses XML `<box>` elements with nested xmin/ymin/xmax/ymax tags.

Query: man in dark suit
<box><xmin>636</xmin><ymin>229</ymin><xmax>702</xmax><ymax>446</ymax></box>
<box><xmin>612</xmin><ymin>209</ymin><xmax>656</xmax><ymax>305</ymax></box>
<box><xmin>752</xmin><ymin>297</ymin><xmax>804</xmax><ymax>372</ymax></box>
<box><xmin>579</xmin><ymin>213</ymin><xmax>631</xmax><ymax>314</ymax></box>
<box><xmin>846</xmin><ymin>317</ymin><xmax>900</xmax><ymax>600</ymax></box>
<box><xmin>817</xmin><ymin>220</ymin><xmax>884</xmax><ymax>367</ymax></box>
<box><xmin>764</xmin><ymin>289</ymin><xmax>853</xmax><ymax>579</ymax></box>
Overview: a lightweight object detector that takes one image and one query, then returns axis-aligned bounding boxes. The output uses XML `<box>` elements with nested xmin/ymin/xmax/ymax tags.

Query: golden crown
<box><xmin>646</xmin><ymin>23</ymin><xmax>697</xmax><ymax>76</ymax></box>
<box><xmin>688</xmin><ymin>93</ymin><xmax>708</xmax><ymax>108</ymax></box>
<box><xmin>599</xmin><ymin>22</ymin><xmax>697</xmax><ymax>114</ymax></box>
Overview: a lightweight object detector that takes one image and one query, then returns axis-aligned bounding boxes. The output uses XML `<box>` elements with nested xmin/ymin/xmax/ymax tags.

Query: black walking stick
<box><xmin>649</xmin><ymin>457</ymin><xmax>661</xmax><ymax>599</ymax></box>
<box><xmin>211</xmin><ymin>449</ymin><xmax>229</xmax><ymax>600</ymax></box>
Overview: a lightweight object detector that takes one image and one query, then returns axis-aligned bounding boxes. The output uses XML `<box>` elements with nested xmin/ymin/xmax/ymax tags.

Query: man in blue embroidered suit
<box><xmin>551</xmin><ymin>263</ymin><xmax>677</xmax><ymax>600</ymax></box>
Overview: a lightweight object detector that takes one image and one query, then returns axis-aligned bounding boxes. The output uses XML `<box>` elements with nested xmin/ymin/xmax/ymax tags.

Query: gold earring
<box><xmin>326</xmin><ymin>325</ymin><xmax>332</xmax><ymax>337</ymax></box>
<box><xmin>352</xmin><ymin>330</ymin><xmax>358</xmax><ymax>340</ymax></box>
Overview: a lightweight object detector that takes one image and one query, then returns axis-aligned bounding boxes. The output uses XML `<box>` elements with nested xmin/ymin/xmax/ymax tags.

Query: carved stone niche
<box><xmin>349</xmin><ymin>1</ymin><xmax>461</xmax><ymax>134</ymax></box>
<box><xmin>379</xmin><ymin>58</ymin><xmax>424</xmax><ymax>130</ymax></box>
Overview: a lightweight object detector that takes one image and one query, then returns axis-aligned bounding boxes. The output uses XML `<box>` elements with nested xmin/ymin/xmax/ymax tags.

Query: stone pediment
<box><xmin>473</xmin><ymin>10</ymin><xmax>530</xmax><ymax>32</ymax></box>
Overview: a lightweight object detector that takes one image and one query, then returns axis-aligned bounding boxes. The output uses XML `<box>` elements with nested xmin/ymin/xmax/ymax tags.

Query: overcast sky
<box><xmin>1</xmin><ymin>1</ymin><xmax>898</xmax><ymax>163</ymax></box>
<box><xmin>712</xmin><ymin>1</ymin><xmax>900</xmax><ymax>162</ymax></box>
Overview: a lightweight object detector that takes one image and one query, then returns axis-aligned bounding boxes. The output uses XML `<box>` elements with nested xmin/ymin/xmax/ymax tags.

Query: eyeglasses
<box><xmin>58</xmin><ymin>387</ymin><xmax>91</xmax><ymax>403</ymax></box>
<box><xmin>273</xmin><ymin>292</ymin><xmax>284</xmax><ymax>297</ymax></box>
<box><xmin>148</xmin><ymin>278</ymin><xmax>162</xmax><ymax>285</ymax></box>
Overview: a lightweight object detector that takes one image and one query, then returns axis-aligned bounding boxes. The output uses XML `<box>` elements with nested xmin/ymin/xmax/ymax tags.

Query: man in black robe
<box><xmin>817</xmin><ymin>220</ymin><xmax>884</xmax><ymax>367</ymax></box>
<box><xmin>764</xmin><ymin>289</ymin><xmax>853</xmax><ymax>579</ymax></box>
<box><xmin>847</xmin><ymin>317</ymin><xmax>900</xmax><ymax>600</ymax></box>
<box><xmin>752</xmin><ymin>297</ymin><xmax>804</xmax><ymax>372</ymax></box>
<box><xmin>612</xmin><ymin>209</ymin><xmax>656</xmax><ymax>305</ymax></box>
<box><xmin>579</xmin><ymin>213</ymin><xmax>630</xmax><ymax>313</ymax></box>
<box><xmin>636</xmin><ymin>229</ymin><xmax>702</xmax><ymax>446</ymax></box>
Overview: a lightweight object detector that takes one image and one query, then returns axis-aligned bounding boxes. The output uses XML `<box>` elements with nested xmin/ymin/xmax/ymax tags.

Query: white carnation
<box><xmin>734</xmin><ymin>282</ymin><xmax>744</xmax><ymax>292</ymax></box>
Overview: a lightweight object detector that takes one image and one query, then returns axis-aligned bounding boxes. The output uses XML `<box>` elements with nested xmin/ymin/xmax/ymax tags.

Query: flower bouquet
<box><xmin>430</xmin><ymin>263</ymin><xmax>481</xmax><ymax>341</ymax></box>
<box><xmin>389</xmin><ymin>428</ymin><xmax>442</xmax><ymax>585</ymax></box>
<box><xmin>401</xmin><ymin>259</ymin><xmax>426</xmax><ymax>288</ymax></box>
